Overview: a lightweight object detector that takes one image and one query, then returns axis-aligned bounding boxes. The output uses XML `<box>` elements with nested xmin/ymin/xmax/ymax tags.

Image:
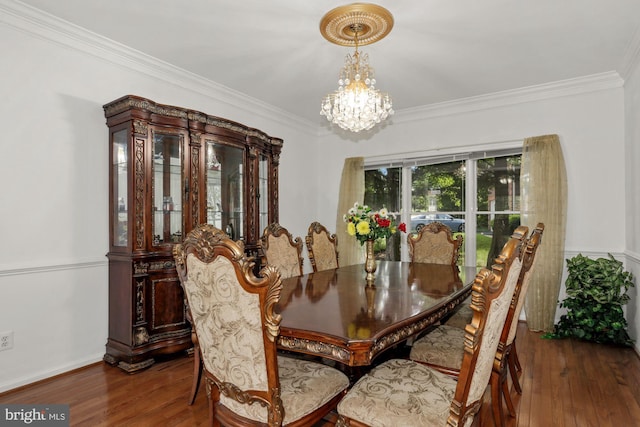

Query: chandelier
<box><xmin>319</xmin><ymin>3</ymin><xmax>394</xmax><ymax>133</ymax></box>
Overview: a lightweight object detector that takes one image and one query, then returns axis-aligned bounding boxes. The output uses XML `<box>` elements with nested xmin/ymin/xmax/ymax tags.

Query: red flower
<box><xmin>376</xmin><ymin>217</ymin><xmax>391</xmax><ymax>228</ymax></box>
<box><xmin>398</xmin><ymin>222</ymin><xmax>407</xmax><ymax>233</ymax></box>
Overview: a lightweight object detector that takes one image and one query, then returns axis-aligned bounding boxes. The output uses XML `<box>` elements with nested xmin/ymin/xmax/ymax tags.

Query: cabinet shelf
<box><xmin>104</xmin><ymin>95</ymin><xmax>282</xmax><ymax>372</ymax></box>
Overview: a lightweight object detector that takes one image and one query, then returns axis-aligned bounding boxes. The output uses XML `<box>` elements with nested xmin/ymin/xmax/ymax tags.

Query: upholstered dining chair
<box><xmin>408</xmin><ymin>221</ymin><xmax>463</xmax><ymax>265</ymax></box>
<box><xmin>442</xmin><ymin>299</ymin><xmax>473</xmax><ymax>329</ymax></box>
<box><xmin>259</xmin><ymin>223</ymin><xmax>304</xmax><ymax>279</ymax></box>
<box><xmin>408</xmin><ymin>225</ymin><xmax>542</xmax><ymax>427</ymax></box>
<box><xmin>335</xmin><ymin>228</ymin><xmax>525</xmax><ymax>427</ymax></box>
<box><xmin>490</xmin><ymin>223</ymin><xmax>544</xmax><ymax>425</ymax></box>
<box><xmin>184</xmin><ymin>304</ymin><xmax>203</xmax><ymax>406</ymax></box>
<box><xmin>305</xmin><ymin>221</ymin><xmax>339</xmax><ymax>272</ymax></box>
<box><xmin>174</xmin><ymin>224</ymin><xmax>349</xmax><ymax>427</ymax></box>
<box><xmin>187</xmin><ymin>224</ymin><xmax>307</xmax><ymax>404</ymax></box>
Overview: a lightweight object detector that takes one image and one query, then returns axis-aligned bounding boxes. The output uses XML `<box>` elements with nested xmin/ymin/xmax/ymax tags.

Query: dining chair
<box><xmin>490</xmin><ymin>223</ymin><xmax>544</xmax><ymax>425</ymax></box>
<box><xmin>184</xmin><ymin>305</ymin><xmax>203</xmax><ymax>405</ymax></box>
<box><xmin>442</xmin><ymin>299</ymin><xmax>473</xmax><ymax>329</ymax></box>
<box><xmin>335</xmin><ymin>228</ymin><xmax>525</xmax><ymax>427</ymax></box>
<box><xmin>408</xmin><ymin>225</ymin><xmax>542</xmax><ymax>427</ymax></box>
<box><xmin>305</xmin><ymin>221</ymin><xmax>339</xmax><ymax>272</ymax></box>
<box><xmin>259</xmin><ymin>223</ymin><xmax>304</xmax><ymax>279</ymax></box>
<box><xmin>407</xmin><ymin>221</ymin><xmax>463</xmax><ymax>265</ymax></box>
<box><xmin>174</xmin><ymin>224</ymin><xmax>349</xmax><ymax>426</ymax></box>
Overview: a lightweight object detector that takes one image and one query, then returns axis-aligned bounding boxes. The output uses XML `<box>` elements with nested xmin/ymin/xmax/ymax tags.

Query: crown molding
<box><xmin>1</xmin><ymin>0</ymin><xmax>630</xmax><ymax>136</ymax></box>
<box><xmin>0</xmin><ymin>0</ymin><xmax>317</xmax><ymax>134</ymax></box>
<box><xmin>394</xmin><ymin>71</ymin><xmax>624</xmax><ymax>124</ymax></box>
<box><xmin>619</xmin><ymin>24</ymin><xmax>640</xmax><ymax>82</ymax></box>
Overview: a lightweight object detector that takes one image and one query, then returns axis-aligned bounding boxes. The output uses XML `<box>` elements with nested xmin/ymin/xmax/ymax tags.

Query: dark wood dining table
<box><xmin>275</xmin><ymin>261</ymin><xmax>479</xmax><ymax>367</ymax></box>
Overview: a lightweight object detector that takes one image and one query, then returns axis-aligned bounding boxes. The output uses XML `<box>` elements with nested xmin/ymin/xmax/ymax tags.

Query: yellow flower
<box><xmin>357</xmin><ymin>327</ymin><xmax>371</xmax><ymax>339</ymax></box>
<box><xmin>347</xmin><ymin>323</ymin><xmax>356</xmax><ymax>338</ymax></box>
<box><xmin>347</xmin><ymin>222</ymin><xmax>356</xmax><ymax>236</ymax></box>
<box><xmin>356</xmin><ymin>220</ymin><xmax>371</xmax><ymax>236</ymax></box>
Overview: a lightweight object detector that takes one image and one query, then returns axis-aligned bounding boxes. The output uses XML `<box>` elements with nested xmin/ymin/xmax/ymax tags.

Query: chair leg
<box><xmin>188</xmin><ymin>344</ymin><xmax>203</xmax><ymax>405</ymax></box>
<box><xmin>502</xmin><ymin>371</ymin><xmax>516</xmax><ymax>417</ymax></box>
<box><xmin>207</xmin><ymin>379</ymin><xmax>221</xmax><ymax>427</ymax></box>
<box><xmin>490</xmin><ymin>371</ymin><xmax>505</xmax><ymax>427</ymax></box>
<box><xmin>507</xmin><ymin>351</ymin><xmax>522</xmax><ymax>395</ymax></box>
<box><xmin>511</xmin><ymin>340</ymin><xmax>522</xmax><ymax>373</ymax></box>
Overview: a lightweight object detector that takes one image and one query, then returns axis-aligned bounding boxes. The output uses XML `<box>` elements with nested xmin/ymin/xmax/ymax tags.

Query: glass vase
<box><xmin>364</xmin><ymin>239</ymin><xmax>377</xmax><ymax>286</ymax></box>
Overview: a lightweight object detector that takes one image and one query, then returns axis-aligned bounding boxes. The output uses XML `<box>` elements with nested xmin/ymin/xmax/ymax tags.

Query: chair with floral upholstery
<box><xmin>174</xmin><ymin>224</ymin><xmax>349</xmax><ymax>427</ymax></box>
<box><xmin>490</xmin><ymin>223</ymin><xmax>544</xmax><ymax>426</ymax></box>
<box><xmin>335</xmin><ymin>227</ymin><xmax>526</xmax><ymax>427</ymax></box>
<box><xmin>408</xmin><ymin>221</ymin><xmax>463</xmax><ymax>265</ymax></box>
<box><xmin>259</xmin><ymin>223</ymin><xmax>304</xmax><ymax>279</ymax></box>
<box><xmin>442</xmin><ymin>300</ymin><xmax>474</xmax><ymax>329</ymax></box>
<box><xmin>305</xmin><ymin>221</ymin><xmax>339</xmax><ymax>272</ymax></box>
<box><xmin>408</xmin><ymin>225</ymin><xmax>543</xmax><ymax>427</ymax></box>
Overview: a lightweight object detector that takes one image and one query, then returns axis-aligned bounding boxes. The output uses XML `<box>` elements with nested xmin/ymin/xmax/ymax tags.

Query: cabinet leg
<box><xmin>117</xmin><ymin>358</ymin><xmax>155</xmax><ymax>373</ymax></box>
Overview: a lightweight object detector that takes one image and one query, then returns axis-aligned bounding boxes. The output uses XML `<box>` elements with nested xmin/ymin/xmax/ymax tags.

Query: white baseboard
<box><xmin>0</xmin><ymin>354</ymin><xmax>104</xmax><ymax>394</ymax></box>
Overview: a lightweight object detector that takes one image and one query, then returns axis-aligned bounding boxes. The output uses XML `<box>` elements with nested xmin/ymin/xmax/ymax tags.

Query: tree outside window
<box><xmin>364</xmin><ymin>151</ymin><xmax>521</xmax><ymax>267</ymax></box>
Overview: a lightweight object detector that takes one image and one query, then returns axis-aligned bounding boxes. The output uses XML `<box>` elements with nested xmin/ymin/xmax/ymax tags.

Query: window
<box><xmin>364</xmin><ymin>147</ymin><xmax>521</xmax><ymax>267</ymax></box>
<box><xmin>364</xmin><ymin>167</ymin><xmax>402</xmax><ymax>260</ymax></box>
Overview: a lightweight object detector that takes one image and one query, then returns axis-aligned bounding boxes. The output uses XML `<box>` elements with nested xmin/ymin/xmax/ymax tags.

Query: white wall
<box><xmin>0</xmin><ymin>3</ymin><xmax>637</xmax><ymax>392</ymax></box>
<box><xmin>0</xmin><ymin>7</ymin><xmax>318</xmax><ymax>392</ymax></box>
<box><xmin>624</xmin><ymin>52</ymin><xmax>640</xmax><ymax>350</ymax></box>
<box><xmin>314</xmin><ymin>87</ymin><xmax>627</xmax><ymax>256</ymax></box>
<box><xmin>313</xmin><ymin>82</ymin><xmax>632</xmax><ymax>343</ymax></box>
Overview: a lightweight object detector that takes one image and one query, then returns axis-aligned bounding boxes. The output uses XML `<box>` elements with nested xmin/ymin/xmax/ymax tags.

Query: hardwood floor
<box><xmin>1</xmin><ymin>323</ymin><xmax>639</xmax><ymax>426</ymax></box>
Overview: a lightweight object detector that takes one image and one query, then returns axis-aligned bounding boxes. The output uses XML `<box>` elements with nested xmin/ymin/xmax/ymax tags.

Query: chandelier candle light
<box><xmin>320</xmin><ymin>3</ymin><xmax>394</xmax><ymax>133</ymax></box>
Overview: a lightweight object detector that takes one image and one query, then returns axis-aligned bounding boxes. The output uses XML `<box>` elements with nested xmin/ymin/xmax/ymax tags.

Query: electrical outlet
<box><xmin>0</xmin><ymin>331</ymin><xmax>14</xmax><ymax>351</ymax></box>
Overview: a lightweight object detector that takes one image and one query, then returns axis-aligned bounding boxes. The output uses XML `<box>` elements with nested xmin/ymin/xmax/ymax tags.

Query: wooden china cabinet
<box><xmin>103</xmin><ymin>95</ymin><xmax>282</xmax><ymax>372</ymax></box>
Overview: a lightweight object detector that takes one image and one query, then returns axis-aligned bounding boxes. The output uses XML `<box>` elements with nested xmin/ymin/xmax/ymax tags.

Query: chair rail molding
<box><xmin>624</xmin><ymin>250</ymin><xmax>640</xmax><ymax>265</ymax></box>
<box><xmin>0</xmin><ymin>259</ymin><xmax>107</xmax><ymax>277</ymax></box>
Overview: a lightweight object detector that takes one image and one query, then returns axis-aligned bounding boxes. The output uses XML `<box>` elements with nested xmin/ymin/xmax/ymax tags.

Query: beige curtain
<box><xmin>520</xmin><ymin>134</ymin><xmax>567</xmax><ymax>332</ymax></box>
<box><xmin>336</xmin><ymin>157</ymin><xmax>364</xmax><ymax>266</ymax></box>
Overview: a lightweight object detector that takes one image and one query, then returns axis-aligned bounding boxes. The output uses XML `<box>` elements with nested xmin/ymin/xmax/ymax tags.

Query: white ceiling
<box><xmin>16</xmin><ymin>0</ymin><xmax>640</xmax><ymax>126</ymax></box>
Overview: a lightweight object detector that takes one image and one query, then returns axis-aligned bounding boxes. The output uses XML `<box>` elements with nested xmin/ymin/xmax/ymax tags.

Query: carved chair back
<box><xmin>447</xmin><ymin>226</ymin><xmax>527</xmax><ymax>425</ymax></box>
<box><xmin>505</xmin><ymin>223</ymin><xmax>544</xmax><ymax>347</ymax></box>
<box><xmin>305</xmin><ymin>221</ymin><xmax>339</xmax><ymax>272</ymax></box>
<box><xmin>174</xmin><ymin>224</ymin><xmax>285</xmax><ymax>425</ymax></box>
<box><xmin>408</xmin><ymin>222</ymin><xmax>463</xmax><ymax>265</ymax></box>
<box><xmin>259</xmin><ymin>223</ymin><xmax>304</xmax><ymax>279</ymax></box>
<box><xmin>489</xmin><ymin>223</ymin><xmax>544</xmax><ymax>426</ymax></box>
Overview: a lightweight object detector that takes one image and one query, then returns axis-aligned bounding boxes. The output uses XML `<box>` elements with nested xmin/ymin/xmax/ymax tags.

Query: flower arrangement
<box><xmin>344</xmin><ymin>202</ymin><xmax>406</xmax><ymax>245</ymax></box>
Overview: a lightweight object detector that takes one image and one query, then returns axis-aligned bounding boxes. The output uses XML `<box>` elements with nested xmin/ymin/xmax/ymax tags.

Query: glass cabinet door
<box><xmin>152</xmin><ymin>131</ymin><xmax>183</xmax><ymax>246</ymax></box>
<box><xmin>112</xmin><ymin>129</ymin><xmax>128</xmax><ymax>247</ymax></box>
<box><xmin>205</xmin><ymin>141</ymin><xmax>244</xmax><ymax>240</ymax></box>
<box><xmin>259</xmin><ymin>153</ymin><xmax>269</xmax><ymax>233</ymax></box>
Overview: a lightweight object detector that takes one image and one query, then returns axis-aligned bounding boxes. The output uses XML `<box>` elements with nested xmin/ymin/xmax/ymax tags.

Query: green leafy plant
<box><xmin>545</xmin><ymin>254</ymin><xmax>634</xmax><ymax>345</ymax></box>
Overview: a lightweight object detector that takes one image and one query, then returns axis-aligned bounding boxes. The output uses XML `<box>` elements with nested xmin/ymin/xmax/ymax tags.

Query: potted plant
<box><xmin>546</xmin><ymin>254</ymin><xmax>634</xmax><ymax>346</ymax></box>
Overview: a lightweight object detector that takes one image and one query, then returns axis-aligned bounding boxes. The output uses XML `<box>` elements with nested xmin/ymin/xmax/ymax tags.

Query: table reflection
<box><xmin>347</xmin><ymin>286</ymin><xmax>392</xmax><ymax>339</ymax></box>
<box><xmin>276</xmin><ymin>261</ymin><xmax>478</xmax><ymax>366</ymax></box>
<box><xmin>306</xmin><ymin>269</ymin><xmax>337</xmax><ymax>302</ymax></box>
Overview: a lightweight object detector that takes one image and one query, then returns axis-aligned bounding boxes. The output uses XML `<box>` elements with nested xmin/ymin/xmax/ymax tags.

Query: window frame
<box><xmin>364</xmin><ymin>142</ymin><xmax>522</xmax><ymax>266</ymax></box>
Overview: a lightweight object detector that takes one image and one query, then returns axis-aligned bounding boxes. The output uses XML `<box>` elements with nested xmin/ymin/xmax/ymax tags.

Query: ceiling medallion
<box><xmin>320</xmin><ymin>3</ymin><xmax>394</xmax><ymax>133</ymax></box>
